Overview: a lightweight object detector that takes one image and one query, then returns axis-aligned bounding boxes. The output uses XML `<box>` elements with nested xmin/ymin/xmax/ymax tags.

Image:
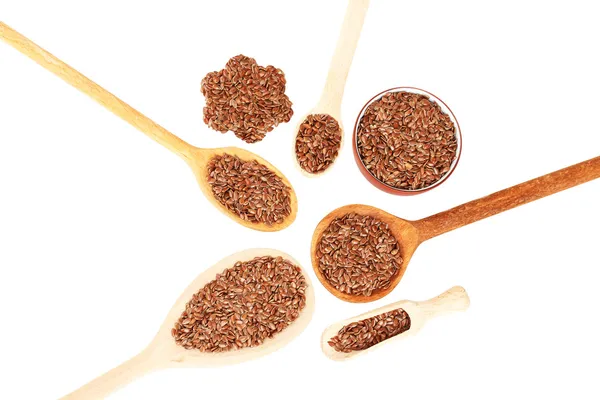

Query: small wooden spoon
<box><xmin>0</xmin><ymin>23</ymin><xmax>297</xmax><ymax>231</ymax></box>
<box><xmin>321</xmin><ymin>286</ymin><xmax>469</xmax><ymax>361</ymax></box>
<box><xmin>59</xmin><ymin>248</ymin><xmax>315</xmax><ymax>399</ymax></box>
<box><xmin>312</xmin><ymin>155</ymin><xmax>600</xmax><ymax>302</ymax></box>
<box><xmin>294</xmin><ymin>0</ymin><xmax>369</xmax><ymax>175</ymax></box>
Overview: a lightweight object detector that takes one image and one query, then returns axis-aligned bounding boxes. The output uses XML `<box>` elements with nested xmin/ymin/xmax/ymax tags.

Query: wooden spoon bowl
<box><xmin>189</xmin><ymin>146</ymin><xmax>297</xmax><ymax>231</ymax></box>
<box><xmin>61</xmin><ymin>248</ymin><xmax>315</xmax><ymax>399</ymax></box>
<box><xmin>293</xmin><ymin>0</ymin><xmax>369</xmax><ymax>176</ymax></box>
<box><xmin>312</xmin><ymin>204</ymin><xmax>420</xmax><ymax>303</ymax></box>
<box><xmin>321</xmin><ymin>286</ymin><xmax>471</xmax><ymax>361</ymax></box>
<box><xmin>312</xmin><ymin>155</ymin><xmax>600</xmax><ymax>302</ymax></box>
<box><xmin>0</xmin><ymin>23</ymin><xmax>297</xmax><ymax>232</ymax></box>
<box><xmin>321</xmin><ymin>286</ymin><xmax>470</xmax><ymax>361</ymax></box>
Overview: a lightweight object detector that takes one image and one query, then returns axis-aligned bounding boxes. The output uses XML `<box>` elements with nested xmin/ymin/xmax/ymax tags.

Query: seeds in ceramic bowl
<box><xmin>328</xmin><ymin>308</ymin><xmax>411</xmax><ymax>352</ymax></box>
<box><xmin>295</xmin><ymin>114</ymin><xmax>342</xmax><ymax>174</ymax></box>
<box><xmin>356</xmin><ymin>91</ymin><xmax>458</xmax><ymax>190</ymax></box>
<box><xmin>201</xmin><ymin>55</ymin><xmax>293</xmax><ymax>143</ymax></box>
<box><xmin>207</xmin><ymin>153</ymin><xmax>292</xmax><ymax>226</ymax></box>
<box><xmin>315</xmin><ymin>213</ymin><xmax>402</xmax><ymax>297</ymax></box>
<box><xmin>172</xmin><ymin>256</ymin><xmax>307</xmax><ymax>352</ymax></box>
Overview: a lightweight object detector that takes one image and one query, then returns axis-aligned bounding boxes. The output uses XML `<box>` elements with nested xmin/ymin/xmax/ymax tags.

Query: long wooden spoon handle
<box><xmin>60</xmin><ymin>349</ymin><xmax>159</xmax><ymax>400</ymax></box>
<box><xmin>418</xmin><ymin>286</ymin><xmax>470</xmax><ymax>319</ymax></box>
<box><xmin>316</xmin><ymin>0</ymin><xmax>369</xmax><ymax>113</ymax></box>
<box><xmin>0</xmin><ymin>22</ymin><xmax>194</xmax><ymax>161</ymax></box>
<box><xmin>415</xmin><ymin>155</ymin><xmax>600</xmax><ymax>241</ymax></box>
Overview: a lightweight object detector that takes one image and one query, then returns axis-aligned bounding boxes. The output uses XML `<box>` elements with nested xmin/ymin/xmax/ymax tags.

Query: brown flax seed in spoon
<box><xmin>172</xmin><ymin>255</ymin><xmax>307</xmax><ymax>352</ymax></box>
<box><xmin>59</xmin><ymin>249</ymin><xmax>314</xmax><ymax>399</ymax></box>
<box><xmin>0</xmin><ymin>23</ymin><xmax>297</xmax><ymax>231</ymax></box>
<box><xmin>315</xmin><ymin>212</ymin><xmax>402</xmax><ymax>297</ymax></box>
<box><xmin>294</xmin><ymin>0</ymin><xmax>369</xmax><ymax>175</ymax></box>
<box><xmin>312</xmin><ymin>155</ymin><xmax>600</xmax><ymax>302</ymax></box>
<box><xmin>322</xmin><ymin>286</ymin><xmax>470</xmax><ymax>360</ymax></box>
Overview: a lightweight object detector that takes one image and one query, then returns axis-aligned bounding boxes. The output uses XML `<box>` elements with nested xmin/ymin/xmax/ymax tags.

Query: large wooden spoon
<box><xmin>294</xmin><ymin>0</ymin><xmax>369</xmax><ymax>175</ymax></box>
<box><xmin>59</xmin><ymin>248</ymin><xmax>314</xmax><ymax>399</ymax></box>
<box><xmin>321</xmin><ymin>286</ymin><xmax>469</xmax><ymax>361</ymax></box>
<box><xmin>0</xmin><ymin>23</ymin><xmax>298</xmax><ymax>231</ymax></box>
<box><xmin>312</xmin><ymin>155</ymin><xmax>600</xmax><ymax>302</ymax></box>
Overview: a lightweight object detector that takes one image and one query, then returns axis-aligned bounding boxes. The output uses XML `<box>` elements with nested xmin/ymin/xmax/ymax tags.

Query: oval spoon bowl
<box><xmin>61</xmin><ymin>248</ymin><xmax>314</xmax><ymax>399</ymax></box>
<box><xmin>0</xmin><ymin>23</ymin><xmax>298</xmax><ymax>232</ymax></box>
<box><xmin>311</xmin><ymin>204</ymin><xmax>419</xmax><ymax>303</ymax></box>
<box><xmin>154</xmin><ymin>248</ymin><xmax>314</xmax><ymax>367</ymax></box>
<box><xmin>192</xmin><ymin>146</ymin><xmax>298</xmax><ymax>231</ymax></box>
<box><xmin>293</xmin><ymin>0</ymin><xmax>369</xmax><ymax>176</ymax></box>
<box><xmin>321</xmin><ymin>286</ymin><xmax>469</xmax><ymax>361</ymax></box>
<box><xmin>312</xmin><ymin>155</ymin><xmax>600</xmax><ymax>302</ymax></box>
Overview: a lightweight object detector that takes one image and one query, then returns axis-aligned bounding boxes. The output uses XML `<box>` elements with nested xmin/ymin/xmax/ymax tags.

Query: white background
<box><xmin>1</xmin><ymin>1</ymin><xmax>599</xmax><ymax>399</ymax></box>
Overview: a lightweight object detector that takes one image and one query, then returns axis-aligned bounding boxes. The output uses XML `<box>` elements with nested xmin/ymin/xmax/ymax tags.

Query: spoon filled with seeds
<box><xmin>312</xmin><ymin>155</ymin><xmax>600</xmax><ymax>302</ymax></box>
<box><xmin>294</xmin><ymin>0</ymin><xmax>369</xmax><ymax>175</ymax></box>
<box><xmin>58</xmin><ymin>248</ymin><xmax>314</xmax><ymax>399</ymax></box>
<box><xmin>322</xmin><ymin>286</ymin><xmax>469</xmax><ymax>361</ymax></box>
<box><xmin>0</xmin><ymin>23</ymin><xmax>297</xmax><ymax>231</ymax></box>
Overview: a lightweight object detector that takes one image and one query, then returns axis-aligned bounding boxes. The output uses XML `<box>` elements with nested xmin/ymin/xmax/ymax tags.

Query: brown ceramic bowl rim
<box><xmin>353</xmin><ymin>87</ymin><xmax>462</xmax><ymax>195</ymax></box>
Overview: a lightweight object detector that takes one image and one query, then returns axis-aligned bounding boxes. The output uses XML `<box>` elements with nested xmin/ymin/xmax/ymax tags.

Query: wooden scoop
<box><xmin>0</xmin><ymin>23</ymin><xmax>298</xmax><ymax>232</ymax></box>
<box><xmin>294</xmin><ymin>0</ymin><xmax>369</xmax><ymax>175</ymax></box>
<box><xmin>312</xmin><ymin>155</ymin><xmax>600</xmax><ymax>302</ymax></box>
<box><xmin>321</xmin><ymin>286</ymin><xmax>469</xmax><ymax>361</ymax></box>
<box><xmin>58</xmin><ymin>248</ymin><xmax>314</xmax><ymax>399</ymax></box>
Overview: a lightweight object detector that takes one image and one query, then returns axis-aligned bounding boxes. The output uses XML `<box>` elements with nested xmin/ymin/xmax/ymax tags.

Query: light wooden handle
<box><xmin>0</xmin><ymin>22</ymin><xmax>194</xmax><ymax>161</ymax></box>
<box><xmin>60</xmin><ymin>348</ymin><xmax>161</xmax><ymax>400</ymax></box>
<box><xmin>316</xmin><ymin>0</ymin><xmax>369</xmax><ymax>113</ymax></box>
<box><xmin>419</xmin><ymin>286</ymin><xmax>470</xmax><ymax>319</ymax></box>
<box><xmin>415</xmin><ymin>155</ymin><xmax>600</xmax><ymax>241</ymax></box>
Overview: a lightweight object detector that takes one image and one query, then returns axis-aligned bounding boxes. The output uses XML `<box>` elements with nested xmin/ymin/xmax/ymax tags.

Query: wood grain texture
<box><xmin>61</xmin><ymin>347</ymin><xmax>166</xmax><ymax>400</ymax></box>
<box><xmin>59</xmin><ymin>249</ymin><xmax>315</xmax><ymax>399</ymax></box>
<box><xmin>315</xmin><ymin>0</ymin><xmax>370</xmax><ymax>116</ymax></box>
<box><xmin>413</xmin><ymin>155</ymin><xmax>600</xmax><ymax>241</ymax></box>
<box><xmin>0</xmin><ymin>22</ymin><xmax>193</xmax><ymax>161</ymax></box>
<box><xmin>0</xmin><ymin>22</ymin><xmax>298</xmax><ymax>232</ymax></box>
<box><xmin>312</xmin><ymin>155</ymin><xmax>600</xmax><ymax>302</ymax></box>
<box><xmin>321</xmin><ymin>286</ymin><xmax>469</xmax><ymax>361</ymax></box>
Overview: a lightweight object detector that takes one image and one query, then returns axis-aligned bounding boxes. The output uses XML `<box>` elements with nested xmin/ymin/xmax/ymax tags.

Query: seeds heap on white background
<box><xmin>201</xmin><ymin>55</ymin><xmax>293</xmax><ymax>143</ymax></box>
<box><xmin>207</xmin><ymin>153</ymin><xmax>292</xmax><ymax>225</ymax></box>
<box><xmin>357</xmin><ymin>91</ymin><xmax>458</xmax><ymax>190</ymax></box>
<box><xmin>172</xmin><ymin>256</ymin><xmax>307</xmax><ymax>352</ymax></box>
<box><xmin>315</xmin><ymin>213</ymin><xmax>402</xmax><ymax>297</ymax></box>
<box><xmin>295</xmin><ymin>114</ymin><xmax>342</xmax><ymax>173</ymax></box>
<box><xmin>328</xmin><ymin>308</ymin><xmax>411</xmax><ymax>352</ymax></box>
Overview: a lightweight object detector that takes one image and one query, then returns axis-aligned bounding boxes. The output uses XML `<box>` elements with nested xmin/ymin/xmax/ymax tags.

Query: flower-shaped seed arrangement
<box><xmin>201</xmin><ymin>55</ymin><xmax>293</xmax><ymax>143</ymax></box>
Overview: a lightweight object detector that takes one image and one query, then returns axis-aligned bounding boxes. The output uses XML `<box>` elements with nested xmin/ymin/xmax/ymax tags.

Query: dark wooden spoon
<box><xmin>312</xmin><ymin>155</ymin><xmax>600</xmax><ymax>302</ymax></box>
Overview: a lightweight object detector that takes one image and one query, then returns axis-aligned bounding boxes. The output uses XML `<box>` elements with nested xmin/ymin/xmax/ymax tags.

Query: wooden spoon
<box><xmin>312</xmin><ymin>155</ymin><xmax>600</xmax><ymax>302</ymax></box>
<box><xmin>294</xmin><ymin>0</ymin><xmax>369</xmax><ymax>175</ymax></box>
<box><xmin>59</xmin><ymin>248</ymin><xmax>315</xmax><ymax>399</ymax></box>
<box><xmin>321</xmin><ymin>286</ymin><xmax>469</xmax><ymax>361</ymax></box>
<box><xmin>0</xmin><ymin>22</ymin><xmax>297</xmax><ymax>232</ymax></box>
